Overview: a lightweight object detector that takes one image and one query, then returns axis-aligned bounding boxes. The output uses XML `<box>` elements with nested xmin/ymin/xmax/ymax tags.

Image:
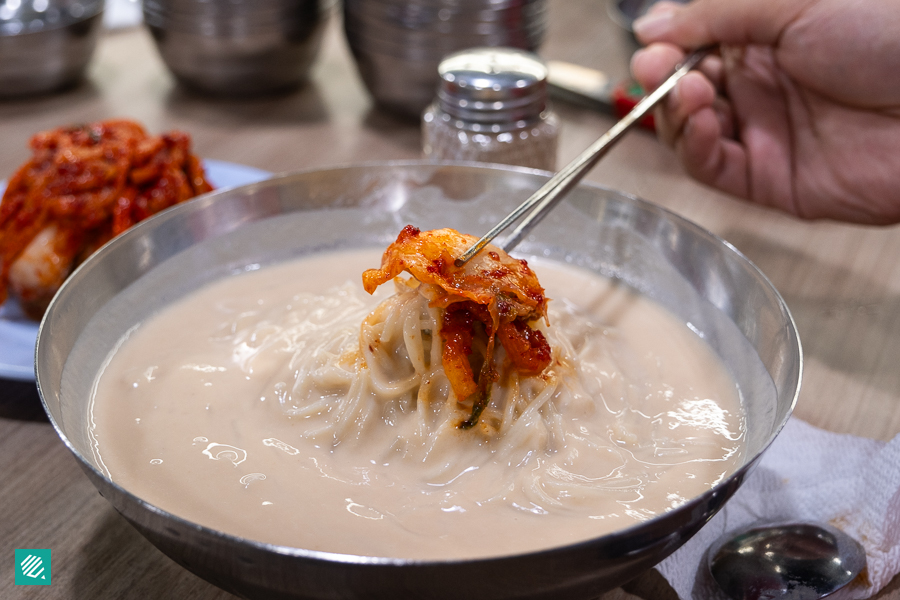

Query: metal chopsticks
<box><xmin>454</xmin><ymin>46</ymin><xmax>713</xmax><ymax>267</ymax></box>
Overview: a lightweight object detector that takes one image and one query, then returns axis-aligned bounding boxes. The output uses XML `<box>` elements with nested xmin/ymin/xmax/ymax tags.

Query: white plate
<box><xmin>0</xmin><ymin>159</ymin><xmax>272</xmax><ymax>381</ymax></box>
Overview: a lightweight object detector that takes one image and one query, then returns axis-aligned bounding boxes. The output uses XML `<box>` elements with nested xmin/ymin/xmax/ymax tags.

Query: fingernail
<box><xmin>633</xmin><ymin>9</ymin><xmax>674</xmax><ymax>40</ymax></box>
<box><xmin>629</xmin><ymin>48</ymin><xmax>647</xmax><ymax>70</ymax></box>
<box><xmin>668</xmin><ymin>77</ymin><xmax>682</xmax><ymax>108</ymax></box>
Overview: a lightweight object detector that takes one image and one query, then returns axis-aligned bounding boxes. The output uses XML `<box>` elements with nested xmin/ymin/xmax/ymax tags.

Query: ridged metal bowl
<box><xmin>143</xmin><ymin>0</ymin><xmax>334</xmax><ymax>96</ymax></box>
<box><xmin>344</xmin><ymin>0</ymin><xmax>547</xmax><ymax>118</ymax></box>
<box><xmin>0</xmin><ymin>0</ymin><xmax>104</xmax><ymax>97</ymax></box>
<box><xmin>36</xmin><ymin>162</ymin><xmax>801</xmax><ymax>600</ymax></box>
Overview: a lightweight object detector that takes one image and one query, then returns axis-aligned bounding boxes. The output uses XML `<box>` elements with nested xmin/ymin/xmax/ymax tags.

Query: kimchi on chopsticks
<box><xmin>363</xmin><ymin>226</ymin><xmax>552</xmax><ymax>428</ymax></box>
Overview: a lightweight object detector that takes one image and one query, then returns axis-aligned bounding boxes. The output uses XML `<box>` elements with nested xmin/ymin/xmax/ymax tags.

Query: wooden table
<box><xmin>2</xmin><ymin>2</ymin><xmax>899</xmax><ymax>598</ymax></box>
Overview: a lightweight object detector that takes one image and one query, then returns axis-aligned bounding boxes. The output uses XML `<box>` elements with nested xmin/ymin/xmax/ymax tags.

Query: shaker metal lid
<box><xmin>437</xmin><ymin>47</ymin><xmax>548</xmax><ymax>124</ymax></box>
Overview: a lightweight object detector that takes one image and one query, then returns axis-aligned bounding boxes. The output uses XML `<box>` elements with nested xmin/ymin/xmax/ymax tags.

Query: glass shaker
<box><xmin>422</xmin><ymin>47</ymin><xmax>559</xmax><ymax>171</ymax></box>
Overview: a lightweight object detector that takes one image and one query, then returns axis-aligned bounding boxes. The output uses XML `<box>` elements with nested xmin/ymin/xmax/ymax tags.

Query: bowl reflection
<box><xmin>36</xmin><ymin>162</ymin><xmax>800</xmax><ymax>600</ymax></box>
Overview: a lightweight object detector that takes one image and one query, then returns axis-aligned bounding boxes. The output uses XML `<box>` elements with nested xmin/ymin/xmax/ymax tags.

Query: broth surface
<box><xmin>87</xmin><ymin>249</ymin><xmax>745</xmax><ymax>559</ymax></box>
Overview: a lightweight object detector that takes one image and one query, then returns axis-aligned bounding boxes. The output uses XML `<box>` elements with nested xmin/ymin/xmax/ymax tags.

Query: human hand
<box><xmin>630</xmin><ymin>0</ymin><xmax>900</xmax><ymax>224</ymax></box>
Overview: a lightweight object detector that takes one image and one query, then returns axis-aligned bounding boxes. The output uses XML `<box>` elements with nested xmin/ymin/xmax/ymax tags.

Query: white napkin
<box><xmin>657</xmin><ymin>417</ymin><xmax>900</xmax><ymax>599</ymax></box>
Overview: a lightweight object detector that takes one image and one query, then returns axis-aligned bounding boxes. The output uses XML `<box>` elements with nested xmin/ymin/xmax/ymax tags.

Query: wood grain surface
<box><xmin>2</xmin><ymin>1</ymin><xmax>899</xmax><ymax>598</ymax></box>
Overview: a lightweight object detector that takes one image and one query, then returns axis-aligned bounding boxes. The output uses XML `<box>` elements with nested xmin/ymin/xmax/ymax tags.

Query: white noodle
<box><xmin>212</xmin><ymin>280</ymin><xmax>589</xmax><ymax>465</ymax></box>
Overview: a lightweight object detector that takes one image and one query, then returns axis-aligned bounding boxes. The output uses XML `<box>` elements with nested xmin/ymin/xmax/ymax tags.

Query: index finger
<box><xmin>633</xmin><ymin>0</ymin><xmax>811</xmax><ymax>49</ymax></box>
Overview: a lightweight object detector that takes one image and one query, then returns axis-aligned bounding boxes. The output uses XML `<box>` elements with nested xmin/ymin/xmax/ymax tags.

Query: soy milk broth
<box><xmin>86</xmin><ymin>249</ymin><xmax>745</xmax><ymax>560</ymax></box>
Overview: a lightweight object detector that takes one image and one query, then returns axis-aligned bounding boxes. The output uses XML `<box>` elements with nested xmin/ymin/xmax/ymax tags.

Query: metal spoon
<box><xmin>455</xmin><ymin>46</ymin><xmax>713</xmax><ymax>266</ymax></box>
<box><xmin>707</xmin><ymin>522</ymin><xmax>867</xmax><ymax>600</ymax></box>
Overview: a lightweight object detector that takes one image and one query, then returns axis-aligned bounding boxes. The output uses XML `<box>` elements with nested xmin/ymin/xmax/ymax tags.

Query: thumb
<box><xmin>633</xmin><ymin>0</ymin><xmax>810</xmax><ymax>48</ymax></box>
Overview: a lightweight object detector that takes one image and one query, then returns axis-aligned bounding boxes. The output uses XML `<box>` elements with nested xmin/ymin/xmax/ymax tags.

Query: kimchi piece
<box><xmin>363</xmin><ymin>226</ymin><xmax>551</xmax><ymax>428</ymax></box>
<box><xmin>0</xmin><ymin>119</ymin><xmax>213</xmax><ymax>318</ymax></box>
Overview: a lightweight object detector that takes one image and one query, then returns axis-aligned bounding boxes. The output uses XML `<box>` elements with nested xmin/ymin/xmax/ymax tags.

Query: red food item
<box><xmin>0</xmin><ymin>119</ymin><xmax>213</xmax><ymax>318</ymax></box>
<box><xmin>363</xmin><ymin>226</ymin><xmax>552</xmax><ymax>427</ymax></box>
<box><xmin>611</xmin><ymin>80</ymin><xmax>656</xmax><ymax>131</ymax></box>
<box><xmin>497</xmin><ymin>318</ymin><xmax>551</xmax><ymax>375</ymax></box>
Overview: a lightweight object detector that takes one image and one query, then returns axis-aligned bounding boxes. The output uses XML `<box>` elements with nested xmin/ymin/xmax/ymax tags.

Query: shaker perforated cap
<box><xmin>437</xmin><ymin>47</ymin><xmax>549</xmax><ymax>124</ymax></box>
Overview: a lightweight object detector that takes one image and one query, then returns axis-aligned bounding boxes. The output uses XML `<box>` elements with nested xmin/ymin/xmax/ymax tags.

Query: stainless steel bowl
<box><xmin>143</xmin><ymin>0</ymin><xmax>334</xmax><ymax>96</ymax></box>
<box><xmin>0</xmin><ymin>0</ymin><xmax>104</xmax><ymax>97</ymax></box>
<box><xmin>36</xmin><ymin>162</ymin><xmax>801</xmax><ymax>600</ymax></box>
<box><xmin>344</xmin><ymin>0</ymin><xmax>546</xmax><ymax>117</ymax></box>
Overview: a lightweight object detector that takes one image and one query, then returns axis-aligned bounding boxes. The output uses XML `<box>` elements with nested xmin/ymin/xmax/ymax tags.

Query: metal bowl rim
<box><xmin>0</xmin><ymin>8</ymin><xmax>103</xmax><ymax>36</ymax></box>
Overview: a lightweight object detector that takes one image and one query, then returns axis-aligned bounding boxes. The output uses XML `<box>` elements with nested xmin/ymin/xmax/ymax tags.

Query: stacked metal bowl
<box><xmin>143</xmin><ymin>0</ymin><xmax>335</xmax><ymax>96</ymax></box>
<box><xmin>344</xmin><ymin>0</ymin><xmax>547</xmax><ymax>118</ymax></box>
<box><xmin>0</xmin><ymin>0</ymin><xmax>104</xmax><ymax>97</ymax></box>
